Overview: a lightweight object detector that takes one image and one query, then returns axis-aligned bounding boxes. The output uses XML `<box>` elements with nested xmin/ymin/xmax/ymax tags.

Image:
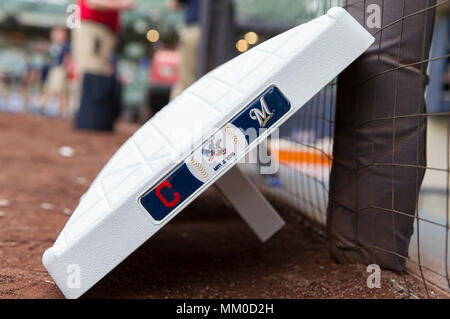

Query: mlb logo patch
<box><xmin>140</xmin><ymin>85</ymin><xmax>291</xmax><ymax>222</ymax></box>
<box><xmin>231</xmin><ymin>86</ymin><xmax>291</xmax><ymax>144</ymax></box>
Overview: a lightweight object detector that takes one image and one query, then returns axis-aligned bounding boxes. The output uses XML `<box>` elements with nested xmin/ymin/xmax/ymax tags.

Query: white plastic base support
<box><xmin>43</xmin><ymin>7</ymin><xmax>374</xmax><ymax>299</ymax></box>
<box><xmin>215</xmin><ymin>166</ymin><xmax>285</xmax><ymax>242</ymax></box>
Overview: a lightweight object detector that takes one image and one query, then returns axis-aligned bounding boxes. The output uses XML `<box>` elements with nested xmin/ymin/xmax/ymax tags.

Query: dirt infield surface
<box><xmin>0</xmin><ymin>113</ymin><xmax>447</xmax><ymax>299</ymax></box>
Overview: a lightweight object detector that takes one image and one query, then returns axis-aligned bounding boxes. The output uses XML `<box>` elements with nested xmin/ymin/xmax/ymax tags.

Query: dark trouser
<box><xmin>327</xmin><ymin>0</ymin><xmax>436</xmax><ymax>271</ymax></box>
<box><xmin>75</xmin><ymin>73</ymin><xmax>121</xmax><ymax>131</ymax></box>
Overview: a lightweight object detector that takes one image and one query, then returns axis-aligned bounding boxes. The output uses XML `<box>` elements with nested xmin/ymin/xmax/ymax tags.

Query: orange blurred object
<box><xmin>275</xmin><ymin>149</ymin><xmax>332</xmax><ymax>166</ymax></box>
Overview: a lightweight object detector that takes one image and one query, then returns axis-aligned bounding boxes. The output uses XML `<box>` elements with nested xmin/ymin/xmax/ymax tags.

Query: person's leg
<box><xmin>74</xmin><ymin>22</ymin><xmax>118</xmax><ymax>130</ymax></box>
<box><xmin>40</xmin><ymin>75</ymin><xmax>52</xmax><ymax>115</ymax></box>
<box><xmin>67</xmin><ymin>80</ymin><xmax>80</xmax><ymax>117</ymax></box>
<box><xmin>58</xmin><ymin>90</ymin><xmax>68</xmax><ymax>118</ymax></box>
<box><xmin>48</xmin><ymin>66</ymin><xmax>68</xmax><ymax>117</ymax></box>
<box><xmin>170</xmin><ymin>25</ymin><xmax>201</xmax><ymax>100</ymax></box>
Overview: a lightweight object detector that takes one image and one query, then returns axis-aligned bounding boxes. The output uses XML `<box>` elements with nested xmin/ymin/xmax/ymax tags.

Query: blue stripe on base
<box><xmin>140</xmin><ymin>85</ymin><xmax>291</xmax><ymax>221</ymax></box>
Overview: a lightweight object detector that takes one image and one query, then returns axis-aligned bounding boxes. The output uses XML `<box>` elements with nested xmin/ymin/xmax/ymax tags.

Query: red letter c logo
<box><xmin>155</xmin><ymin>180</ymin><xmax>180</xmax><ymax>208</ymax></box>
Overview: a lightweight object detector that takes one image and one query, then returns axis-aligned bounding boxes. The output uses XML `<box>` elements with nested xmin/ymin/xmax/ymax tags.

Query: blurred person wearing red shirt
<box><xmin>72</xmin><ymin>0</ymin><xmax>134</xmax><ymax>76</ymax></box>
<box><xmin>72</xmin><ymin>0</ymin><xmax>134</xmax><ymax>130</ymax></box>
<box><xmin>41</xmin><ymin>27</ymin><xmax>71</xmax><ymax>117</ymax></box>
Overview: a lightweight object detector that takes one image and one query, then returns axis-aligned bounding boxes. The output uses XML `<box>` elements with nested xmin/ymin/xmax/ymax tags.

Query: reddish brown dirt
<box><xmin>0</xmin><ymin>113</ymin><xmax>447</xmax><ymax>299</ymax></box>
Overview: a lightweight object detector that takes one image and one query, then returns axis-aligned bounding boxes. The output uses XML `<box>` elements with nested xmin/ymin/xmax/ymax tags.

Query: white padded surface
<box><xmin>43</xmin><ymin>7</ymin><xmax>374</xmax><ymax>298</ymax></box>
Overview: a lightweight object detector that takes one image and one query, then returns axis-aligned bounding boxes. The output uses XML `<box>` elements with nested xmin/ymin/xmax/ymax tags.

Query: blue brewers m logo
<box><xmin>249</xmin><ymin>97</ymin><xmax>274</xmax><ymax>128</ymax></box>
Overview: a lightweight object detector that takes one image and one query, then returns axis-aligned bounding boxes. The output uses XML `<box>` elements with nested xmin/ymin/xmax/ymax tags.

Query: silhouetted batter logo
<box><xmin>201</xmin><ymin>137</ymin><xmax>227</xmax><ymax>162</ymax></box>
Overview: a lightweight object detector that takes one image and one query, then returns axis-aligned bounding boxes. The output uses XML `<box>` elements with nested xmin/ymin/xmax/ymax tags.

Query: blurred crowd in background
<box><xmin>0</xmin><ymin>0</ymin><xmax>448</xmax><ymax>131</ymax></box>
<box><xmin>0</xmin><ymin>0</ymin><xmax>185</xmax><ymax>127</ymax></box>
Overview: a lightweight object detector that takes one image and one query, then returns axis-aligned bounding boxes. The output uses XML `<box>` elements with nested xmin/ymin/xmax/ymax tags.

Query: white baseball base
<box><xmin>43</xmin><ymin>7</ymin><xmax>374</xmax><ymax>298</ymax></box>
